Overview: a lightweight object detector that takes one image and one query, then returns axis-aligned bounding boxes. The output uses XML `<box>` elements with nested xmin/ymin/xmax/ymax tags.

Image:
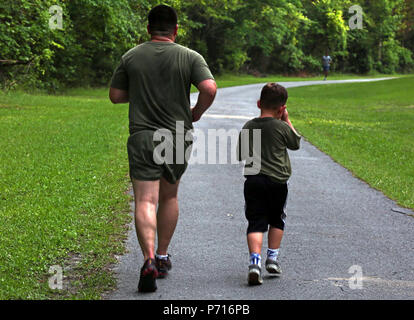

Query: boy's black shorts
<box><xmin>244</xmin><ymin>174</ymin><xmax>288</xmax><ymax>234</ymax></box>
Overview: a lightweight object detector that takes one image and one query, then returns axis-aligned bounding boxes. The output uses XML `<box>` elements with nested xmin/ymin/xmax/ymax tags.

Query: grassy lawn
<box><xmin>59</xmin><ymin>72</ymin><xmax>405</xmax><ymax>96</ymax></box>
<box><xmin>288</xmin><ymin>76</ymin><xmax>414</xmax><ymax>210</ymax></box>
<box><xmin>0</xmin><ymin>91</ymin><xmax>131</xmax><ymax>299</ymax></box>
<box><xmin>0</xmin><ymin>73</ymin><xmax>412</xmax><ymax>299</ymax></box>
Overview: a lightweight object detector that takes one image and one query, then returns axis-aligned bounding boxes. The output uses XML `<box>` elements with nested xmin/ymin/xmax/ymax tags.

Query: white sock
<box><xmin>267</xmin><ymin>248</ymin><xmax>280</xmax><ymax>261</ymax></box>
<box><xmin>250</xmin><ymin>253</ymin><xmax>261</xmax><ymax>268</ymax></box>
<box><xmin>155</xmin><ymin>253</ymin><xmax>169</xmax><ymax>260</ymax></box>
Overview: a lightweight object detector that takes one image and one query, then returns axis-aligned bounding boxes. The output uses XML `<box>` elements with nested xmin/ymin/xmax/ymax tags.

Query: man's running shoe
<box><xmin>138</xmin><ymin>258</ymin><xmax>158</xmax><ymax>293</ymax></box>
<box><xmin>265</xmin><ymin>258</ymin><xmax>282</xmax><ymax>275</ymax></box>
<box><xmin>248</xmin><ymin>264</ymin><xmax>263</xmax><ymax>286</ymax></box>
<box><xmin>156</xmin><ymin>254</ymin><xmax>172</xmax><ymax>279</ymax></box>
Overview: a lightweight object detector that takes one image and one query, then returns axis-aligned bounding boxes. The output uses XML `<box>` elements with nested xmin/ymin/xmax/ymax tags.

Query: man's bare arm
<box><xmin>109</xmin><ymin>87</ymin><xmax>129</xmax><ymax>104</ymax></box>
<box><xmin>191</xmin><ymin>79</ymin><xmax>217</xmax><ymax>122</ymax></box>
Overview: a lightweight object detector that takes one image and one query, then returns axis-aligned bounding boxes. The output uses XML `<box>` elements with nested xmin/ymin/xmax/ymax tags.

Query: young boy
<box><xmin>237</xmin><ymin>83</ymin><xmax>301</xmax><ymax>285</ymax></box>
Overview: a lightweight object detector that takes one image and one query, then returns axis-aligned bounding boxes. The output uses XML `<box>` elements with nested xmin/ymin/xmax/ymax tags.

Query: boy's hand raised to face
<box><xmin>276</xmin><ymin>105</ymin><xmax>288</xmax><ymax>121</ymax></box>
<box><xmin>281</xmin><ymin>108</ymin><xmax>289</xmax><ymax>122</ymax></box>
<box><xmin>280</xmin><ymin>107</ymin><xmax>299</xmax><ymax>136</ymax></box>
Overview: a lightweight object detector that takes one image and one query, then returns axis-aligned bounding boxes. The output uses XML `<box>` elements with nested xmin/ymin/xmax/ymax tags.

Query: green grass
<box><xmin>288</xmin><ymin>76</ymin><xmax>414</xmax><ymax>209</ymax></box>
<box><xmin>0</xmin><ymin>73</ymin><xmax>412</xmax><ymax>299</ymax></box>
<box><xmin>54</xmin><ymin>72</ymin><xmax>404</xmax><ymax>95</ymax></box>
<box><xmin>0</xmin><ymin>91</ymin><xmax>131</xmax><ymax>299</ymax></box>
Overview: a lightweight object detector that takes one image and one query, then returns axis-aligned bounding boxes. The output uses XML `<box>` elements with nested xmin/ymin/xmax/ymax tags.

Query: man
<box><xmin>109</xmin><ymin>4</ymin><xmax>216</xmax><ymax>293</ymax></box>
<box><xmin>322</xmin><ymin>52</ymin><xmax>332</xmax><ymax>81</ymax></box>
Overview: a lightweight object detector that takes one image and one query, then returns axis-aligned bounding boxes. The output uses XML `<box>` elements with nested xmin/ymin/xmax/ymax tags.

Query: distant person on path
<box><xmin>109</xmin><ymin>4</ymin><xmax>216</xmax><ymax>293</ymax></box>
<box><xmin>237</xmin><ymin>83</ymin><xmax>301</xmax><ymax>286</ymax></box>
<box><xmin>322</xmin><ymin>52</ymin><xmax>332</xmax><ymax>80</ymax></box>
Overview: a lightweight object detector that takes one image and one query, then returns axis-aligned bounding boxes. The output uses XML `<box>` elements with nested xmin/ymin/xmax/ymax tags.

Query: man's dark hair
<box><xmin>260</xmin><ymin>83</ymin><xmax>288</xmax><ymax>110</ymax></box>
<box><xmin>148</xmin><ymin>4</ymin><xmax>178</xmax><ymax>36</ymax></box>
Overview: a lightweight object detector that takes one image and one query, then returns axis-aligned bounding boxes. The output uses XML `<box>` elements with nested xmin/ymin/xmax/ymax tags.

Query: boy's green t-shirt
<box><xmin>110</xmin><ymin>41</ymin><xmax>214</xmax><ymax>135</ymax></box>
<box><xmin>237</xmin><ymin>117</ymin><xmax>301</xmax><ymax>183</ymax></box>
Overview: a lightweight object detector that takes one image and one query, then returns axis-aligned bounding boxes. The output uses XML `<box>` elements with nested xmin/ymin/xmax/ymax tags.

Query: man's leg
<box><xmin>156</xmin><ymin>177</ymin><xmax>180</xmax><ymax>256</ymax></box>
<box><xmin>132</xmin><ymin>179</ymin><xmax>160</xmax><ymax>260</ymax></box>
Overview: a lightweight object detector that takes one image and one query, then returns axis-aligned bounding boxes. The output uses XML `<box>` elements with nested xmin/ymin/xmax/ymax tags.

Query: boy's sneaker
<box><xmin>156</xmin><ymin>254</ymin><xmax>172</xmax><ymax>279</ymax></box>
<box><xmin>138</xmin><ymin>258</ymin><xmax>158</xmax><ymax>293</ymax></box>
<box><xmin>265</xmin><ymin>258</ymin><xmax>282</xmax><ymax>275</ymax></box>
<box><xmin>248</xmin><ymin>264</ymin><xmax>263</xmax><ymax>286</ymax></box>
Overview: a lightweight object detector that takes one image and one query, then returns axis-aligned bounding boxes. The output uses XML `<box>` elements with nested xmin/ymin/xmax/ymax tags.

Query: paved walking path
<box><xmin>106</xmin><ymin>78</ymin><xmax>414</xmax><ymax>300</ymax></box>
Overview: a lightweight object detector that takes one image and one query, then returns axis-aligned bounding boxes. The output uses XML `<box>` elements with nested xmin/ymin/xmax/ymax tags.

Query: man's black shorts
<box><xmin>244</xmin><ymin>174</ymin><xmax>288</xmax><ymax>234</ymax></box>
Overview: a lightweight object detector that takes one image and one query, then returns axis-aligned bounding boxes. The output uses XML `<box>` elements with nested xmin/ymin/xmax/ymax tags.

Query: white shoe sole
<box><xmin>266</xmin><ymin>264</ymin><xmax>282</xmax><ymax>275</ymax></box>
<box><xmin>248</xmin><ymin>269</ymin><xmax>263</xmax><ymax>285</ymax></box>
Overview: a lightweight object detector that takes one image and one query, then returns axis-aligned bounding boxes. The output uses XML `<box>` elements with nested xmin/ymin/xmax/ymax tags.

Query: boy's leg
<box><xmin>244</xmin><ymin>176</ymin><xmax>267</xmax><ymax>257</ymax></box>
<box><xmin>266</xmin><ymin>227</ymin><xmax>284</xmax><ymax>274</ymax></box>
<box><xmin>244</xmin><ymin>176</ymin><xmax>269</xmax><ymax>285</ymax></box>
<box><xmin>247</xmin><ymin>232</ymin><xmax>264</xmax><ymax>285</ymax></box>
<box><xmin>265</xmin><ymin>181</ymin><xmax>288</xmax><ymax>275</ymax></box>
<box><xmin>247</xmin><ymin>232</ymin><xmax>264</xmax><ymax>255</ymax></box>
<box><xmin>266</xmin><ymin>227</ymin><xmax>283</xmax><ymax>275</ymax></box>
<box><xmin>268</xmin><ymin>227</ymin><xmax>284</xmax><ymax>249</ymax></box>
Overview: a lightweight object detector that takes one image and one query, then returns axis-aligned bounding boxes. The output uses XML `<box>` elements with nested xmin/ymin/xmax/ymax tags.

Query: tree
<box><xmin>1</xmin><ymin>0</ymin><xmax>413</xmax><ymax>90</ymax></box>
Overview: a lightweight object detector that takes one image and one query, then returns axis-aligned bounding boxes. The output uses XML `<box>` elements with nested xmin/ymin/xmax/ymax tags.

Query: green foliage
<box><xmin>0</xmin><ymin>0</ymin><xmax>140</xmax><ymax>90</ymax></box>
<box><xmin>64</xmin><ymin>0</ymin><xmax>140</xmax><ymax>86</ymax></box>
<box><xmin>0</xmin><ymin>0</ymin><xmax>413</xmax><ymax>89</ymax></box>
<box><xmin>0</xmin><ymin>0</ymin><xmax>57</xmax><ymax>88</ymax></box>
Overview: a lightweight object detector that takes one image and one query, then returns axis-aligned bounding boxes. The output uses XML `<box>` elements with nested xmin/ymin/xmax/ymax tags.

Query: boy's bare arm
<box><xmin>281</xmin><ymin>109</ymin><xmax>299</xmax><ymax>136</ymax></box>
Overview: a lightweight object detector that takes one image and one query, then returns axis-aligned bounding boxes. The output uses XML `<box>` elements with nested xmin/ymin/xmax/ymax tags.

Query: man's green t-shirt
<box><xmin>237</xmin><ymin>117</ymin><xmax>301</xmax><ymax>183</ymax></box>
<box><xmin>110</xmin><ymin>41</ymin><xmax>214</xmax><ymax>135</ymax></box>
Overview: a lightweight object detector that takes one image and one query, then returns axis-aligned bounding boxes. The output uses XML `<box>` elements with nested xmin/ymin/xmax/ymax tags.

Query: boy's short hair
<box><xmin>260</xmin><ymin>83</ymin><xmax>288</xmax><ymax>110</ymax></box>
<box><xmin>148</xmin><ymin>5</ymin><xmax>178</xmax><ymax>36</ymax></box>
